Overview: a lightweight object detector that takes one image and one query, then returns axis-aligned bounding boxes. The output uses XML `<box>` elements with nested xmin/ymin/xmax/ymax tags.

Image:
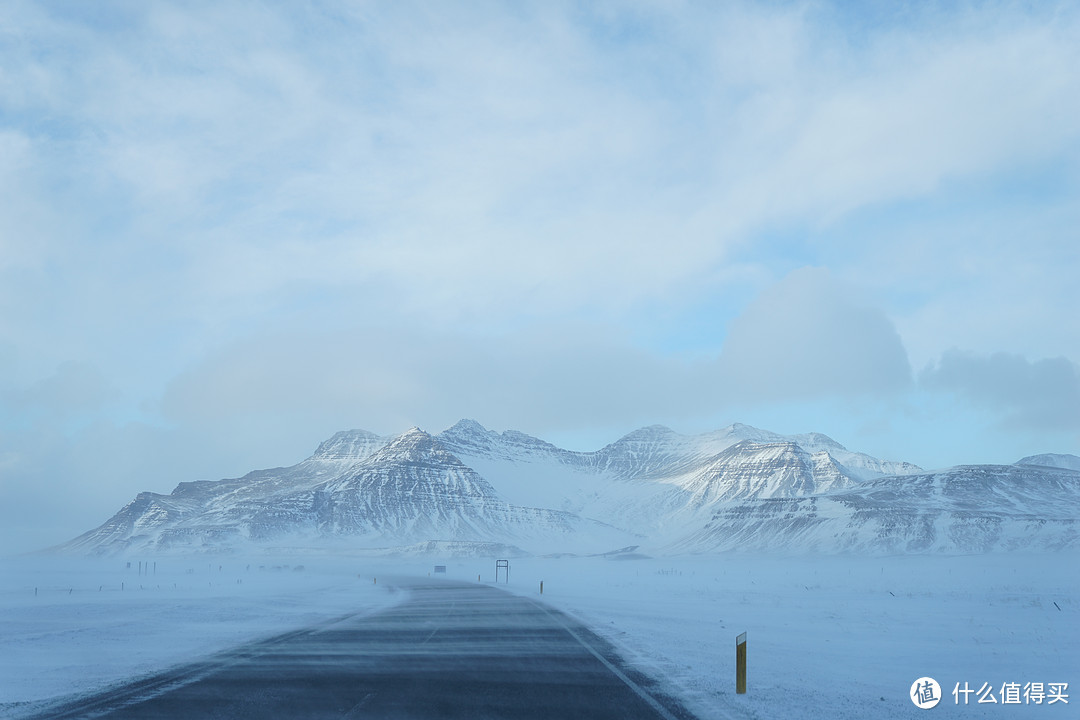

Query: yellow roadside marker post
<box><xmin>736</xmin><ymin>632</ymin><xmax>747</xmax><ymax>694</ymax></box>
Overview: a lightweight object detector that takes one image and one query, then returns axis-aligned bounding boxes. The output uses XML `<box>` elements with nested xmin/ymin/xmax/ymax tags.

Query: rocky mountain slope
<box><xmin>673</xmin><ymin>463</ymin><xmax>1080</xmax><ymax>554</ymax></box>
<box><xmin>62</xmin><ymin>428</ymin><xmax>627</xmax><ymax>555</ymax></box>
<box><xmin>59</xmin><ymin>420</ymin><xmax>1079</xmax><ymax>556</ymax></box>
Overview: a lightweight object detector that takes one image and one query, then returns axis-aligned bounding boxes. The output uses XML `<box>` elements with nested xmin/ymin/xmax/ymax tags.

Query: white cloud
<box><xmin>12</xmin><ymin>361</ymin><xmax>117</xmax><ymax>419</ymax></box>
<box><xmin>920</xmin><ymin>351</ymin><xmax>1080</xmax><ymax>432</ymax></box>
<box><xmin>157</xmin><ymin>268</ymin><xmax>916</xmax><ymax>449</ymax></box>
<box><xmin>2</xmin><ymin>1</ymin><xmax>1076</xmax><ymax>337</ymax></box>
<box><xmin>716</xmin><ymin>267</ymin><xmax>912</xmax><ymax>400</ymax></box>
<box><xmin>740</xmin><ymin>14</ymin><xmax>1080</xmax><ymax>224</ymax></box>
<box><xmin>157</xmin><ymin>322</ymin><xmax>710</xmax><ymax>440</ymax></box>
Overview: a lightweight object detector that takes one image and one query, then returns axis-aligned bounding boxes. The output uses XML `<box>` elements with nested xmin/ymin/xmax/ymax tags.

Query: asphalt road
<box><xmin>37</xmin><ymin>578</ymin><xmax>698</xmax><ymax>720</ymax></box>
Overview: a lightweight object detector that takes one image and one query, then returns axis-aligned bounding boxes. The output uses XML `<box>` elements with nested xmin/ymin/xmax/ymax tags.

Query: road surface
<box><xmin>36</xmin><ymin>578</ymin><xmax>698</xmax><ymax>719</ymax></box>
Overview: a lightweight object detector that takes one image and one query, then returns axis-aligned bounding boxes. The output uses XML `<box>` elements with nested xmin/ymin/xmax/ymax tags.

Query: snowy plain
<box><xmin>1</xmin><ymin>550</ymin><xmax>1077</xmax><ymax>719</ymax></box>
<box><xmin>496</xmin><ymin>552</ymin><xmax>1079</xmax><ymax>719</ymax></box>
<box><xmin>0</xmin><ymin>554</ymin><xmax>402</xmax><ymax>718</ymax></box>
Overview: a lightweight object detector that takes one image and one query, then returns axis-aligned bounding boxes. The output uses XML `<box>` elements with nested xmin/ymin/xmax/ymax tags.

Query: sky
<box><xmin>1</xmin><ymin>0</ymin><xmax>1078</xmax><ymax>554</ymax></box>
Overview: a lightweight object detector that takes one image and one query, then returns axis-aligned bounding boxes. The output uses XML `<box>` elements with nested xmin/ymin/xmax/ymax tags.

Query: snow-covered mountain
<box><xmin>62</xmin><ymin>427</ymin><xmax>629</xmax><ymax>556</ymax></box>
<box><xmin>675</xmin><ymin>440</ymin><xmax>857</xmax><ymax>506</ymax></box>
<box><xmin>673</xmin><ymin>463</ymin><xmax>1080</xmax><ymax>554</ymax></box>
<box><xmin>59</xmin><ymin>419</ymin><xmax>1079</xmax><ymax>556</ymax></box>
<box><xmin>434</xmin><ymin>420</ymin><xmax>924</xmax><ymax>536</ymax></box>
<box><xmin>1016</xmin><ymin>453</ymin><xmax>1080</xmax><ymax>472</ymax></box>
<box><xmin>438</xmin><ymin>419</ymin><xmax>920</xmax><ymax>485</ymax></box>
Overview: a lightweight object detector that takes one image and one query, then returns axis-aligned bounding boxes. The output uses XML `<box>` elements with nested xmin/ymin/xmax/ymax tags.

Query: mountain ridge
<box><xmin>57</xmin><ymin>419</ymin><xmax>1078</xmax><ymax>556</ymax></box>
<box><xmin>1016</xmin><ymin>453</ymin><xmax>1080</xmax><ymax>472</ymax></box>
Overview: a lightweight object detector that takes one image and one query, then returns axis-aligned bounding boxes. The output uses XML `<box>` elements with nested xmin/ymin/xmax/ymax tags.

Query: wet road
<box><xmin>38</xmin><ymin>579</ymin><xmax>695</xmax><ymax>719</ymax></box>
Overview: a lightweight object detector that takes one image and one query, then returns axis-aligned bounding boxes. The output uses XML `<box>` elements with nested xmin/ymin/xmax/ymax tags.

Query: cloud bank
<box><xmin>1</xmin><ymin>1</ymin><xmax>1077</xmax><ymax>553</ymax></box>
<box><xmin>716</xmin><ymin>268</ymin><xmax>911</xmax><ymax>400</ymax></box>
<box><xmin>921</xmin><ymin>351</ymin><xmax>1080</xmax><ymax>432</ymax></box>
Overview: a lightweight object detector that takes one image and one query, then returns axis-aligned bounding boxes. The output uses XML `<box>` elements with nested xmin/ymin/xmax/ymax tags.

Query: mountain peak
<box><xmin>723</xmin><ymin>422</ymin><xmax>777</xmax><ymax>441</ymax></box>
<box><xmin>615</xmin><ymin>425</ymin><xmax>677</xmax><ymax>443</ymax></box>
<box><xmin>445</xmin><ymin>418</ymin><xmax>489</xmax><ymax>435</ymax></box>
<box><xmin>387</xmin><ymin>426</ymin><xmax>435</xmax><ymax>448</ymax></box>
<box><xmin>795</xmin><ymin>432</ymin><xmax>845</xmax><ymax>449</ymax></box>
<box><xmin>311</xmin><ymin>429</ymin><xmax>386</xmax><ymax>461</ymax></box>
<box><xmin>1016</xmin><ymin>453</ymin><xmax>1080</xmax><ymax>472</ymax></box>
<box><xmin>370</xmin><ymin>427</ymin><xmax>466</xmax><ymax>467</ymax></box>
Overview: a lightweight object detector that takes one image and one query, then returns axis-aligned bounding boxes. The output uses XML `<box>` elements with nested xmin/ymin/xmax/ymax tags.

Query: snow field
<box><xmin>2</xmin><ymin>551</ymin><xmax>1075</xmax><ymax>720</ymax></box>
<box><xmin>478</xmin><ymin>553</ymin><xmax>1079</xmax><ymax>720</ymax></box>
<box><xmin>0</xmin><ymin>554</ymin><xmax>402</xmax><ymax>718</ymax></box>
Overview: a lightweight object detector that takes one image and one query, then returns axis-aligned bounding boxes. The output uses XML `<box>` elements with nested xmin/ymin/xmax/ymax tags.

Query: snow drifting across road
<box><xmin>3</xmin><ymin>551</ymin><xmax>1077</xmax><ymax>720</ymax></box>
<box><xmin>0</xmin><ymin>555</ymin><xmax>401</xmax><ymax>719</ymax></box>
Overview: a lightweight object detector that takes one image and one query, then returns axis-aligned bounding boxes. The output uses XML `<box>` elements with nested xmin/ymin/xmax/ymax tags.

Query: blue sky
<box><xmin>1</xmin><ymin>0</ymin><xmax>1078</xmax><ymax>553</ymax></box>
